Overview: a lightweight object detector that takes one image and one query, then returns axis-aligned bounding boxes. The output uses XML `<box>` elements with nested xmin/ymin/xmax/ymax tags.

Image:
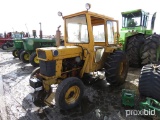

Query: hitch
<box><xmin>140</xmin><ymin>97</ymin><xmax>160</xmax><ymax>119</ymax></box>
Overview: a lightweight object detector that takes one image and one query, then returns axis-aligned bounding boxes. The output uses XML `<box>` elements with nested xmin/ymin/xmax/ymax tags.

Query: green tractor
<box><xmin>12</xmin><ymin>32</ymin><xmax>28</xmax><ymax>59</ymax></box>
<box><xmin>20</xmin><ymin>37</ymin><xmax>56</xmax><ymax>67</ymax></box>
<box><xmin>120</xmin><ymin>9</ymin><xmax>157</xmax><ymax>67</ymax></box>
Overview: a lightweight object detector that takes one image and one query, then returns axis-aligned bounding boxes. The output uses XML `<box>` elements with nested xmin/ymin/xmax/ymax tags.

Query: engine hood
<box><xmin>36</xmin><ymin>46</ymin><xmax>83</xmax><ymax>61</ymax></box>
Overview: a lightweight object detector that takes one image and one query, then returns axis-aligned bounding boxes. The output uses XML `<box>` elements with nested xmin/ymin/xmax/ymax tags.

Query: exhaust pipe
<box><xmin>39</xmin><ymin>22</ymin><xmax>43</xmax><ymax>39</ymax></box>
<box><xmin>56</xmin><ymin>25</ymin><xmax>61</xmax><ymax>47</ymax></box>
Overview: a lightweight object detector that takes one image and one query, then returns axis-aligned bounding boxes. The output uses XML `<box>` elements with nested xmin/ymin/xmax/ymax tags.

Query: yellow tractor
<box><xmin>29</xmin><ymin>3</ymin><xmax>129</xmax><ymax>110</ymax></box>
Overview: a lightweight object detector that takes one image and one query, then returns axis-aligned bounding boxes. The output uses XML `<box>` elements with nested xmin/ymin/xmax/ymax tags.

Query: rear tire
<box><xmin>55</xmin><ymin>77</ymin><xmax>84</xmax><ymax>110</ymax></box>
<box><xmin>105</xmin><ymin>50</ymin><xmax>129</xmax><ymax>85</ymax></box>
<box><xmin>141</xmin><ymin>34</ymin><xmax>160</xmax><ymax>65</ymax></box>
<box><xmin>12</xmin><ymin>49</ymin><xmax>18</xmax><ymax>58</ymax></box>
<box><xmin>20</xmin><ymin>51</ymin><xmax>30</xmax><ymax>63</ymax></box>
<box><xmin>29</xmin><ymin>52</ymin><xmax>39</xmax><ymax>67</ymax></box>
<box><xmin>126</xmin><ymin>34</ymin><xmax>145</xmax><ymax>67</ymax></box>
<box><xmin>139</xmin><ymin>64</ymin><xmax>160</xmax><ymax>101</ymax></box>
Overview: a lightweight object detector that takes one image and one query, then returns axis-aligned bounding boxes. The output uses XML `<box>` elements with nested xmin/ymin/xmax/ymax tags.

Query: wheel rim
<box><xmin>65</xmin><ymin>86</ymin><xmax>80</xmax><ymax>104</ymax></box>
<box><xmin>119</xmin><ymin>62</ymin><xmax>124</xmax><ymax>75</ymax></box>
<box><xmin>34</xmin><ymin>56</ymin><xmax>39</xmax><ymax>64</ymax></box>
<box><xmin>24</xmin><ymin>53</ymin><xmax>30</xmax><ymax>60</ymax></box>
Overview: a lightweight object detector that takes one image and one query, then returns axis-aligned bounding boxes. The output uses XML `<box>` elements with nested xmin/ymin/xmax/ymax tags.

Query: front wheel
<box><xmin>105</xmin><ymin>50</ymin><xmax>129</xmax><ymax>85</ymax></box>
<box><xmin>29</xmin><ymin>52</ymin><xmax>39</xmax><ymax>67</ymax></box>
<box><xmin>12</xmin><ymin>49</ymin><xmax>18</xmax><ymax>58</ymax></box>
<box><xmin>1</xmin><ymin>44</ymin><xmax>8</xmax><ymax>50</ymax></box>
<box><xmin>55</xmin><ymin>77</ymin><xmax>84</xmax><ymax>110</ymax></box>
<box><xmin>20</xmin><ymin>51</ymin><xmax>30</xmax><ymax>63</ymax></box>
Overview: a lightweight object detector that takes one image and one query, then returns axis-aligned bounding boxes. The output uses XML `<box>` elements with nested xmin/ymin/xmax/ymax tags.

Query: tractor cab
<box><xmin>121</xmin><ymin>9</ymin><xmax>149</xmax><ymax>31</ymax></box>
<box><xmin>63</xmin><ymin>10</ymin><xmax>120</xmax><ymax>63</ymax></box>
<box><xmin>12</xmin><ymin>32</ymin><xmax>23</xmax><ymax>39</ymax></box>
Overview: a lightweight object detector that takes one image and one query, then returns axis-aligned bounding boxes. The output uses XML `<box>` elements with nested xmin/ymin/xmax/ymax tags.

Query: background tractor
<box><xmin>12</xmin><ymin>32</ymin><xmax>29</xmax><ymax>58</ymax></box>
<box><xmin>29</xmin><ymin>3</ymin><xmax>129</xmax><ymax>110</ymax></box>
<box><xmin>0</xmin><ymin>31</ymin><xmax>28</xmax><ymax>50</ymax></box>
<box><xmin>119</xmin><ymin>9</ymin><xmax>157</xmax><ymax>67</ymax></box>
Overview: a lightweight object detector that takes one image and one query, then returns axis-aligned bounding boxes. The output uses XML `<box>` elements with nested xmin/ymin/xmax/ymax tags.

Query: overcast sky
<box><xmin>0</xmin><ymin>0</ymin><xmax>159</xmax><ymax>35</ymax></box>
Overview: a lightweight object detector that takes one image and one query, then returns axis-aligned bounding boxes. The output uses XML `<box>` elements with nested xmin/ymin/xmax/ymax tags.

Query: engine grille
<box><xmin>40</xmin><ymin>60</ymin><xmax>56</xmax><ymax>77</ymax></box>
<box><xmin>37</xmin><ymin>50</ymin><xmax>46</xmax><ymax>59</ymax></box>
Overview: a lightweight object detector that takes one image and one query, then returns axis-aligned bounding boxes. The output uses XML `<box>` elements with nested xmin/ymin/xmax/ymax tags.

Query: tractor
<box><xmin>12</xmin><ymin>32</ymin><xmax>29</xmax><ymax>58</ymax></box>
<box><xmin>0</xmin><ymin>32</ymin><xmax>13</xmax><ymax>50</ymax></box>
<box><xmin>119</xmin><ymin>9</ymin><xmax>157</xmax><ymax>67</ymax></box>
<box><xmin>29</xmin><ymin>3</ymin><xmax>129</xmax><ymax>110</ymax></box>
<box><xmin>20</xmin><ymin>37</ymin><xmax>56</xmax><ymax>67</ymax></box>
<box><xmin>19</xmin><ymin>24</ymin><xmax>63</xmax><ymax>67</ymax></box>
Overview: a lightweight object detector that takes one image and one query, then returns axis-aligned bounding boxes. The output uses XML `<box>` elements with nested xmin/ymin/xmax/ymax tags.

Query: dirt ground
<box><xmin>0</xmin><ymin>49</ymin><xmax>154</xmax><ymax>120</ymax></box>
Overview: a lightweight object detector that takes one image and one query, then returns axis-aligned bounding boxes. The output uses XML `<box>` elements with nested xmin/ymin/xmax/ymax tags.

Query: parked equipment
<box><xmin>29</xmin><ymin>3</ymin><xmax>129</xmax><ymax>110</ymax></box>
<box><xmin>0</xmin><ymin>31</ymin><xmax>28</xmax><ymax>50</ymax></box>
<box><xmin>120</xmin><ymin>9</ymin><xmax>158</xmax><ymax>67</ymax></box>
<box><xmin>12</xmin><ymin>32</ymin><xmax>27</xmax><ymax>58</ymax></box>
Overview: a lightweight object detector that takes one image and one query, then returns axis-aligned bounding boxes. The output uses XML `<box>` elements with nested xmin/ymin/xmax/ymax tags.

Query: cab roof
<box><xmin>63</xmin><ymin>10</ymin><xmax>114</xmax><ymax>20</ymax></box>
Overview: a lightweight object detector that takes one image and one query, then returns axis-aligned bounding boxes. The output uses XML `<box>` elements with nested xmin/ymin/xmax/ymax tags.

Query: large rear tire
<box><xmin>20</xmin><ymin>51</ymin><xmax>30</xmax><ymax>63</ymax></box>
<box><xmin>141</xmin><ymin>34</ymin><xmax>160</xmax><ymax>65</ymax></box>
<box><xmin>126</xmin><ymin>34</ymin><xmax>145</xmax><ymax>67</ymax></box>
<box><xmin>29</xmin><ymin>52</ymin><xmax>39</xmax><ymax>67</ymax></box>
<box><xmin>139</xmin><ymin>64</ymin><xmax>160</xmax><ymax>101</ymax></box>
<box><xmin>55</xmin><ymin>77</ymin><xmax>84</xmax><ymax>110</ymax></box>
<box><xmin>105</xmin><ymin>50</ymin><xmax>129</xmax><ymax>85</ymax></box>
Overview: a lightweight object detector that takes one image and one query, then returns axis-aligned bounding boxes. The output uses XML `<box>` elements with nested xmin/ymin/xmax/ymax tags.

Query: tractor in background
<box><xmin>19</xmin><ymin>27</ymin><xmax>63</xmax><ymax>67</ymax></box>
<box><xmin>119</xmin><ymin>9</ymin><xmax>158</xmax><ymax>67</ymax></box>
<box><xmin>29</xmin><ymin>3</ymin><xmax>129</xmax><ymax>110</ymax></box>
<box><xmin>0</xmin><ymin>32</ymin><xmax>13</xmax><ymax>50</ymax></box>
<box><xmin>12</xmin><ymin>32</ymin><xmax>29</xmax><ymax>59</ymax></box>
<box><xmin>0</xmin><ymin>31</ymin><xmax>28</xmax><ymax>50</ymax></box>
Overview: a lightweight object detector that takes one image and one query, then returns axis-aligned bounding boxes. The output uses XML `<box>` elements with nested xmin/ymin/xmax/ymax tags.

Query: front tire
<box><xmin>20</xmin><ymin>51</ymin><xmax>30</xmax><ymax>63</ymax></box>
<box><xmin>29</xmin><ymin>52</ymin><xmax>39</xmax><ymax>67</ymax></box>
<box><xmin>139</xmin><ymin>64</ymin><xmax>160</xmax><ymax>101</ymax></box>
<box><xmin>126</xmin><ymin>35</ymin><xmax>145</xmax><ymax>67</ymax></box>
<box><xmin>105</xmin><ymin>50</ymin><xmax>129</xmax><ymax>85</ymax></box>
<box><xmin>1</xmin><ymin>44</ymin><xmax>8</xmax><ymax>50</ymax></box>
<box><xmin>55</xmin><ymin>77</ymin><xmax>84</xmax><ymax>110</ymax></box>
<box><xmin>12</xmin><ymin>49</ymin><xmax>18</xmax><ymax>58</ymax></box>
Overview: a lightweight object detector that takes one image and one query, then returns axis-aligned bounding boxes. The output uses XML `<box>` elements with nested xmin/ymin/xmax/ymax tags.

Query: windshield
<box><xmin>122</xmin><ymin>16</ymin><xmax>141</xmax><ymax>27</ymax></box>
<box><xmin>66</xmin><ymin>15</ymin><xmax>88</xmax><ymax>43</ymax></box>
<box><xmin>12</xmin><ymin>33</ymin><xmax>23</xmax><ymax>39</ymax></box>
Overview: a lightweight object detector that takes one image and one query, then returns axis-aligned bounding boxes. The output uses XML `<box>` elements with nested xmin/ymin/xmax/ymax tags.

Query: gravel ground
<box><xmin>0</xmin><ymin>49</ymin><xmax>154</xmax><ymax>120</ymax></box>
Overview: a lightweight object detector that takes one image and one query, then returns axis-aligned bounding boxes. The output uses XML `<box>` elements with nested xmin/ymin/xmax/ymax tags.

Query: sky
<box><xmin>0</xmin><ymin>0</ymin><xmax>160</xmax><ymax>36</ymax></box>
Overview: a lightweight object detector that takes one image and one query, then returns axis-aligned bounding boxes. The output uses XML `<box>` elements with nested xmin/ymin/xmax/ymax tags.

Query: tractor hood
<box><xmin>36</xmin><ymin>46</ymin><xmax>83</xmax><ymax>61</ymax></box>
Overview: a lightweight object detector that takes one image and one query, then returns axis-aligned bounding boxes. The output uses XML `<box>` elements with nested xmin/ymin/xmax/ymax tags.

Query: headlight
<box><xmin>85</xmin><ymin>3</ymin><xmax>91</xmax><ymax>10</ymax></box>
<box><xmin>52</xmin><ymin>50</ymin><xmax>59</xmax><ymax>56</ymax></box>
<box><xmin>28</xmin><ymin>39</ymin><xmax>34</xmax><ymax>45</ymax></box>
